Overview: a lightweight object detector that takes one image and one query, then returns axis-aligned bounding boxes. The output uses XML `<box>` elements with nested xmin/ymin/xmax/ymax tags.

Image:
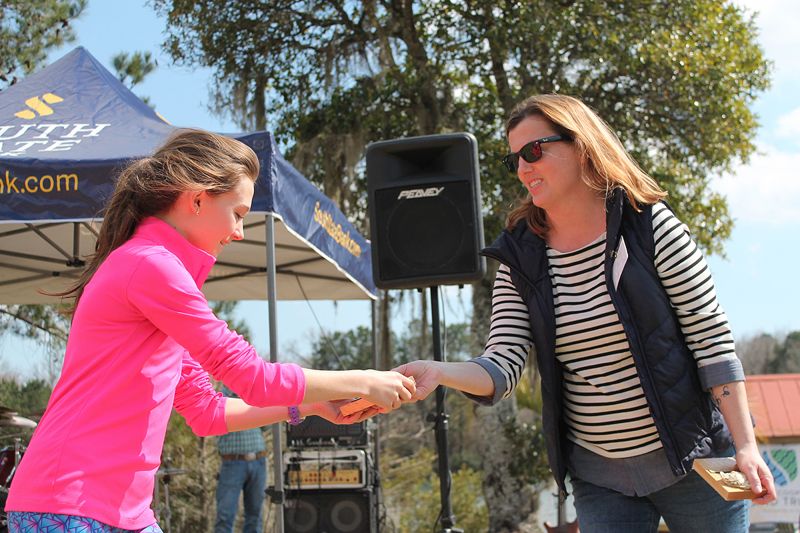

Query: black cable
<box><xmin>431</xmin><ymin>469</ymin><xmax>455</xmax><ymax>533</ymax></box>
<box><xmin>432</xmin><ymin>507</ymin><xmax>444</xmax><ymax>533</ymax></box>
<box><xmin>440</xmin><ymin>288</ymin><xmax>449</xmax><ymax>405</ymax></box>
<box><xmin>297</xmin><ymin>275</ymin><xmax>348</xmax><ymax>369</ymax></box>
<box><xmin>441</xmin><ymin>287</ymin><xmax>447</xmax><ymax>361</ymax></box>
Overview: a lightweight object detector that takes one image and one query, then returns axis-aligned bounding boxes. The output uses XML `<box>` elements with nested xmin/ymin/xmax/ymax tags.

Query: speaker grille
<box><xmin>373</xmin><ymin>180</ymin><xmax>478</xmax><ymax>284</ymax></box>
<box><xmin>285</xmin><ymin>490</ymin><xmax>372</xmax><ymax>533</ymax></box>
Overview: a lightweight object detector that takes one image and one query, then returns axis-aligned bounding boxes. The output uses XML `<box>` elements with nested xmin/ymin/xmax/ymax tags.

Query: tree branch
<box><xmin>0</xmin><ymin>308</ymin><xmax>68</xmax><ymax>342</ymax></box>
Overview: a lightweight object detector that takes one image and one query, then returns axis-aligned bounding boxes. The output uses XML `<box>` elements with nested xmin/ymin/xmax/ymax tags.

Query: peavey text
<box><xmin>396</xmin><ymin>187</ymin><xmax>444</xmax><ymax>200</ymax></box>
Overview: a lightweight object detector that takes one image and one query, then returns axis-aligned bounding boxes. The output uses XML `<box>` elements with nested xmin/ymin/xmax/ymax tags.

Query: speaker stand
<box><xmin>428</xmin><ymin>286</ymin><xmax>464</xmax><ymax>533</ymax></box>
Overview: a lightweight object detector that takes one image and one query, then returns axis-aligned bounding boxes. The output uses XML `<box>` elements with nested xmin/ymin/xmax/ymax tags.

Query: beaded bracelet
<box><xmin>288</xmin><ymin>405</ymin><xmax>304</xmax><ymax>425</ymax></box>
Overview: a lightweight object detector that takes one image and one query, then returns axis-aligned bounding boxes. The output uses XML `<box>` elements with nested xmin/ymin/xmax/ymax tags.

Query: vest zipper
<box><xmin>605</xmin><ymin>239</ymin><xmax>685</xmax><ymax>475</ymax></box>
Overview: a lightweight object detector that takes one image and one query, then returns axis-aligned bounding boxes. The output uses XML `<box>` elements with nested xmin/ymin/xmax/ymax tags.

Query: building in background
<box><xmin>746</xmin><ymin>374</ymin><xmax>800</xmax><ymax>529</ymax></box>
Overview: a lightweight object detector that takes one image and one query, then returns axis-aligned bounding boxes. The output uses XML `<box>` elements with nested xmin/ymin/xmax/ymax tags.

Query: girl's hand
<box><xmin>306</xmin><ymin>400</ymin><xmax>383</xmax><ymax>424</ymax></box>
<box><xmin>361</xmin><ymin>369</ymin><xmax>415</xmax><ymax>411</ymax></box>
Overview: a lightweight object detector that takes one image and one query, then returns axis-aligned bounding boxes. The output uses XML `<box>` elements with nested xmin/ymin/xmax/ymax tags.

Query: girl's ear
<box><xmin>193</xmin><ymin>190</ymin><xmax>213</xmax><ymax>215</ymax></box>
<box><xmin>170</xmin><ymin>190</ymin><xmax>202</xmax><ymax>217</ymax></box>
<box><xmin>179</xmin><ymin>190</ymin><xmax>203</xmax><ymax>215</ymax></box>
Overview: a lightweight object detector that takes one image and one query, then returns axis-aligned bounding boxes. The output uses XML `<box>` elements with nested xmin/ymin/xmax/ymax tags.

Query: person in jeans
<box><xmin>396</xmin><ymin>95</ymin><xmax>776</xmax><ymax>533</ymax></box>
<box><xmin>215</xmin><ymin>387</ymin><xmax>267</xmax><ymax>533</ymax></box>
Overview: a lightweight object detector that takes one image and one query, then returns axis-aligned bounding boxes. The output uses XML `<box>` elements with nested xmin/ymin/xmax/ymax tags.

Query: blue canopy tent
<box><xmin>0</xmin><ymin>47</ymin><xmax>376</xmax><ymax>529</ymax></box>
<box><xmin>0</xmin><ymin>46</ymin><xmax>376</xmax><ymax>302</ymax></box>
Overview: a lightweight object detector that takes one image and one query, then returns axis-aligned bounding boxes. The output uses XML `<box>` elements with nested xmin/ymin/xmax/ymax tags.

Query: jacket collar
<box><xmin>133</xmin><ymin>217</ymin><xmax>216</xmax><ymax>288</ymax></box>
<box><xmin>605</xmin><ymin>187</ymin><xmax>625</xmax><ymax>242</ymax></box>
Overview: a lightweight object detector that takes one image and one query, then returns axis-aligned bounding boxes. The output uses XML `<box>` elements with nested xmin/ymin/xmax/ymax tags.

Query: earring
<box><xmin>195</xmin><ymin>206</ymin><xmax>200</xmax><ymax>215</ymax></box>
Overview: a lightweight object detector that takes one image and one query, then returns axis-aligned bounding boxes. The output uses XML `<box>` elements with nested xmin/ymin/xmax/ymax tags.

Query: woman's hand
<box><xmin>736</xmin><ymin>444</ymin><xmax>777</xmax><ymax>504</ymax></box>
<box><xmin>711</xmin><ymin>381</ymin><xmax>777</xmax><ymax>505</ymax></box>
<box><xmin>392</xmin><ymin>360</ymin><xmax>442</xmax><ymax>401</ymax></box>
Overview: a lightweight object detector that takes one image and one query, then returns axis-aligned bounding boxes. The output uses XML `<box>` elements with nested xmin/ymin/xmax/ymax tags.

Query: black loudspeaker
<box><xmin>284</xmin><ymin>489</ymin><xmax>374</xmax><ymax>533</ymax></box>
<box><xmin>366</xmin><ymin>133</ymin><xmax>486</xmax><ymax>289</ymax></box>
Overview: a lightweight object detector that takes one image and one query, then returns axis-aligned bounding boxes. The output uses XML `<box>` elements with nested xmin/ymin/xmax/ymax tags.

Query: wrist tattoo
<box><xmin>713</xmin><ymin>384</ymin><xmax>731</xmax><ymax>407</ymax></box>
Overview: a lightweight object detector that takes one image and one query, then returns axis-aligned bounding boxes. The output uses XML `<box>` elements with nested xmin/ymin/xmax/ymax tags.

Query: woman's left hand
<box><xmin>307</xmin><ymin>400</ymin><xmax>383</xmax><ymax>425</ymax></box>
<box><xmin>736</xmin><ymin>445</ymin><xmax>777</xmax><ymax>504</ymax></box>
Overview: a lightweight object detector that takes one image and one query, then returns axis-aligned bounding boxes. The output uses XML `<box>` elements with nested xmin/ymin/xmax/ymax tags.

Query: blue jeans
<box><xmin>571</xmin><ymin>471</ymin><xmax>750</xmax><ymax>533</ymax></box>
<box><xmin>214</xmin><ymin>457</ymin><xmax>267</xmax><ymax>533</ymax></box>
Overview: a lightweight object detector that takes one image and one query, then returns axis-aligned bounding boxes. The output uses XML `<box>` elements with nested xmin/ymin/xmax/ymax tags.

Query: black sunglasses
<box><xmin>501</xmin><ymin>134</ymin><xmax>571</xmax><ymax>172</ymax></box>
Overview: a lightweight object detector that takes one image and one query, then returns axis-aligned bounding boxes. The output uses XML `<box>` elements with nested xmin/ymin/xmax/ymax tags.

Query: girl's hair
<box><xmin>57</xmin><ymin>128</ymin><xmax>259</xmax><ymax>312</ymax></box>
<box><xmin>504</xmin><ymin>94</ymin><xmax>666</xmax><ymax>235</ymax></box>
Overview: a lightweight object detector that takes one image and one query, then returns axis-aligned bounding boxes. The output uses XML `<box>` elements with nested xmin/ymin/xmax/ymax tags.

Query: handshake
<box><xmin>317</xmin><ymin>360</ymin><xmax>441</xmax><ymax>424</ymax></box>
<box><xmin>303</xmin><ymin>359</ymin><xmax>487</xmax><ymax>426</ymax></box>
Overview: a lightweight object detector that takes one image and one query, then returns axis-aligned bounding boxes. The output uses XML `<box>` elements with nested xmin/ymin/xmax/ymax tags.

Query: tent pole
<box><xmin>371</xmin><ymin>296</ymin><xmax>382</xmax><ymax>531</ymax></box>
<box><xmin>265</xmin><ymin>214</ymin><xmax>285</xmax><ymax>533</ymax></box>
<box><xmin>72</xmin><ymin>223</ymin><xmax>79</xmax><ymax>260</ymax></box>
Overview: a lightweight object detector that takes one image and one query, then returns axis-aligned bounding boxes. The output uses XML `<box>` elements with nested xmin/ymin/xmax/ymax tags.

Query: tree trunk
<box><xmin>475</xmin><ymin>399</ymin><xmax>539</xmax><ymax>533</ymax></box>
<box><xmin>471</xmin><ymin>264</ymin><xmax>539</xmax><ymax>531</ymax></box>
<box><xmin>254</xmin><ymin>74</ymin><xmax>266</xmax><ymax>131</ymax></box>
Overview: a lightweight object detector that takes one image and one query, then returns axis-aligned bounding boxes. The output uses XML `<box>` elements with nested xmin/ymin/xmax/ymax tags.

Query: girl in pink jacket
<box><xmin>5</xmin><ymin>129</ymin><xmax>414</xmax><ymax>533</ymax></box>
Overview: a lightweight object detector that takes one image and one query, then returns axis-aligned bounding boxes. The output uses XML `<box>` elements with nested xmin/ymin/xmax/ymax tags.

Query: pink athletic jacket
<box><xmin>6</xmin><ymin>217</ymin><xmax>306</xmax><ymax>529</ymax></box>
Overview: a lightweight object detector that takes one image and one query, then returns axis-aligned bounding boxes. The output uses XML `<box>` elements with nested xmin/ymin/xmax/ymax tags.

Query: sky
<box><xmin>1</xmin><ymin>0</ymin><xmax>798</xmax><ymax>378</ymax></box>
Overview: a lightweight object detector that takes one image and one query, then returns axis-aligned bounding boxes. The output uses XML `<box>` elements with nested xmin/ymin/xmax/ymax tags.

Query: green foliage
<box><xmin>394</xmin><ymin>318</ymin><xmax>475</xmax><ymax>366</ymax></box>
<box><xmin>111</xmin><ymin>50</ymin><xmax>158</xmax><ymax>106</ymax></box>
<box><xmin>737</xmin><ymin>330</ymin><xmax>800</xmax><ymax>375</ymax></box>
<box><xmin>0</xmin><ymin>377</ymin><xmax>52</xmax><ymax>444</ymax></box>
<box><xmin>478</xmin><ymin>358</ymin><xmax>551</xmax><ymax>486</ymax></box>
<box><xmin>209</xmin><ymin>301</ymin><xmax>252</xmax><ymax>341</ymax></box>
<box><xmin>0</xmin><ymin>0</ymin><xmax>85</xmax><ymax>88</ymax></box>
<box><xmin>502</xmin><ymin>416</ymin><xmax>550</xmax><ymax>486</ymax></box>
<box><xmin>397</xmin><ymin>383</ymin><xmax>487</xmax><ymax>472</ymax></box>
<box><xmin>155</xmin><ymin>0</ymin><xmax>769</xmax><ymax>254</ymax></box>
<box><xmin>305</xmin><ymin>319</ymin><xmax>474</xmax><ymax>371</ymax></box>
<box><xmin>159</xmin><ymin>414</ymin><xmax>218</xmax><ymax>532</ymax></box>
<box><xmin>382</xmin><ymin>448</ymin><xmax>489</xmax><ymax>532</ymax></box>
<box><xmin>506</xmin><ymin>353</ymin><xmax>551</xmax><ymax>485</ymax></box>
<box><xmin>768</xmin><ymin>331</ymin><xmax>800</xmax><ymax>374</ymax></box>
<box><xmin>0</xmin><ymin>377</ymin><xmax>51</xmax><ymax>415</ymax></box>
<box><xmin>0</xmin><ymin>304</ymin><xmax>69</xmax><ymax>343</ymax></box>
<box><xmin>514</xmin><ymin>359</ymin><xmax>543</xmax><ymax>414</ymax></box>
<box><xmin>112</xmin><ymin>51</ymin><xmax>157</xmax><ymax>88</ymax></box>
<box><xmin>306</xmin><ymin>325</ymin><xmax>375</xmax><ymax>370</ymax></box>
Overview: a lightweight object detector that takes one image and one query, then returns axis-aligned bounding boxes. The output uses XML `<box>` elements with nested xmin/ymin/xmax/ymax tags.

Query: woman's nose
<box><xmin>517</xmin><ymin>155</ymin><xmax>536</xmax><ymax>176</ymax></box>
<box><xmin>517</xmin><ymin>160</ymin><xmax>533</xmax><ymax>183</ymax></box>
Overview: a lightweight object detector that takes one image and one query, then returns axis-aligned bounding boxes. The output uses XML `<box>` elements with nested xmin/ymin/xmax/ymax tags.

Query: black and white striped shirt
<box><xmin>475</xmin><ymin>202</ymin><xmax>742</xmax><ymax>459</ymax></box>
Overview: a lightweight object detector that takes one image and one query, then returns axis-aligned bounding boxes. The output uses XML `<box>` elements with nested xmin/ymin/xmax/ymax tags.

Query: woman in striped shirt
<box><xmin>396</xmin><ymin>95</ymin><xmax>776</xmax><ymax>532</ymax></box>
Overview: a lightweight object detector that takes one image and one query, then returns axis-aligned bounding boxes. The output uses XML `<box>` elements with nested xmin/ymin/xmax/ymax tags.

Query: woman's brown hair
<box><xmin>504</xmin><ymin>94</ymin><xmax>666</xmax><ymax>236</ymax></box>
<box><xmin>55</xmin><ymin>128</ymin><xmax>259</xmax><ymax>312</ymax></box>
